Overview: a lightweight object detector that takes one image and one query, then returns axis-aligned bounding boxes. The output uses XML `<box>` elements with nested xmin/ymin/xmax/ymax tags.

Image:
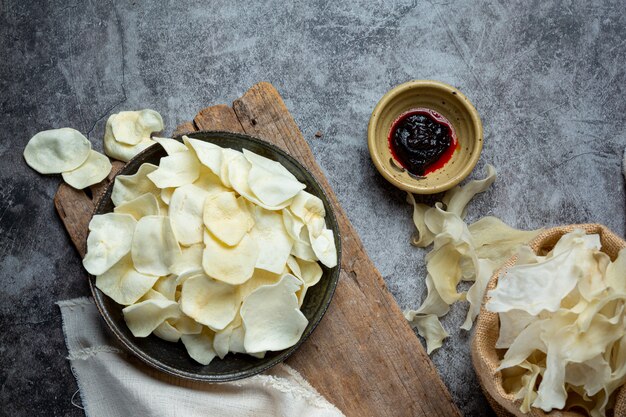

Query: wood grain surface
<box><xmin>54</xmin><ymin>82</ymin><xmax>460</xmax><ymax>417</ymax></box>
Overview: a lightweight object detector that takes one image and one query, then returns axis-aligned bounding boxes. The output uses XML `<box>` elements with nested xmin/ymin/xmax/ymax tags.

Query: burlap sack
<box><xmin>471</xmin><ymin>224</ymin><xmax>626</xmax><ymax>417</ymax></box>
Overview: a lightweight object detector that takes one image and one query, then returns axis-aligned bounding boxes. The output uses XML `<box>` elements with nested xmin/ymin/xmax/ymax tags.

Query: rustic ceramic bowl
<box><xmin>368</xmin><ymin>80</ymin><xmax>483</xmax><ymax>194</ymax></box>
<box><xmin>90</xmin><ymin>131</ymin><xmax>341</xmax><ymax>382</ymax></box>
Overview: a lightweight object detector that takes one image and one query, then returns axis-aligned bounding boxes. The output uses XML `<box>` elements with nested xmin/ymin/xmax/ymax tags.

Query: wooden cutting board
<box><xmin>54</xmin><ymin>82</ymin><xmax>460</xmax><ymax>417</ymax></box>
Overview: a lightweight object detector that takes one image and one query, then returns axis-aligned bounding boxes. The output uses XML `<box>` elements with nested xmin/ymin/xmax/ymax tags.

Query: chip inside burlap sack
<box><xmin>471</xmin><ymin>224</ymin><xmax>626</xmax><ymax>417</ymax></box>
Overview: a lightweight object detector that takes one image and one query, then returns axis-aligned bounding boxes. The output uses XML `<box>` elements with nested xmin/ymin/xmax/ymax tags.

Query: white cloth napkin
<box><xmin>57</xmin><ymin>297</ymin><xmax>344</xmax><ymax>417</ymax></box>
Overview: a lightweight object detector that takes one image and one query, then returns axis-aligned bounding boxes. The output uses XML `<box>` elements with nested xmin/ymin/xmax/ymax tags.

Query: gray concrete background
<box><xmin>1</xmin><ymin>0</ymin><xmax>625</xmax><ymax>416</ymax></box>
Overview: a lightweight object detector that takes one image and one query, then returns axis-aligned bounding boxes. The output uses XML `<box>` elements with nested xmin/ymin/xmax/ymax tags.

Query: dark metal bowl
<box><xmin>90</xmin><ymin>131</ymin><xmax>341</xmax><ymax>382</ymax></box>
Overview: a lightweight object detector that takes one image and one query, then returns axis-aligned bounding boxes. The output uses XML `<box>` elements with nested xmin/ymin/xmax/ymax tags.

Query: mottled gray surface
<box><xmin>1</xmin><ymin>0</ymin><xmax>625</xmax><ymax>416</ymax></box>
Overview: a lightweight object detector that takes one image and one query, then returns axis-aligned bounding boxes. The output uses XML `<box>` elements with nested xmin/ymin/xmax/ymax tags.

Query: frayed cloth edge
<box><xmin>56</xmin><ymin>297</ymin><xmax>94</xmax><ymax>308</ymax></box>
<box><xmin>67</xmin><ymin>345</ymin><xmax>124</xmax><ymax>361</ymax></box>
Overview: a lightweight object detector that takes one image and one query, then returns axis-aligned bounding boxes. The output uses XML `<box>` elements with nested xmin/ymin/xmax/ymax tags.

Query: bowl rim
<box><xmin>88</xmin><ymin>130</ymin><xmax>342</xmax><ymax>382</ymax></box>
<box><xmin>367</xmin><ymin>79</ymin><xmax>483</xmax><ymax>194</ymax></box>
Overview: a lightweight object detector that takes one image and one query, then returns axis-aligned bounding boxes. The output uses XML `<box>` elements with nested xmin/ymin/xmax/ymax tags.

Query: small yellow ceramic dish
<box><xmin>368</xmin><ymin>80</ymin><xmax>483</xmax><ymax>194</ymax></box>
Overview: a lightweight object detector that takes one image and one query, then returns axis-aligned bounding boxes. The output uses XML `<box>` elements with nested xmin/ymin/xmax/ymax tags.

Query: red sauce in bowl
<box><xmin>388</xmin><ymin>108</ymin><xmax>458</xmax><ymax>176</ymax></box>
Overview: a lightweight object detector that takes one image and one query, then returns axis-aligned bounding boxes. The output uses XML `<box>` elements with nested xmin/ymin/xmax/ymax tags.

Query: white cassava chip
<box><xmin>153</xmin><ymin>137</ymin><xmax>188</xmax><ymax>155</ymax></box>
<box><xmin>95</xmin><ymin>254</ymin><xmax>159</xmax><ymax>305</ymax></box>
<box><xmin>202</xmin><ymin>230</ymin><xmax>259</xmax><ymax>285</ymax></box>
<box><xmin>228</xmin><ymin>155</ymin><xmax>292</xmax><ymax>210</ymax></box>
<box><xmin>113</xmin><ymin>193</ymin><xmax>160</xmax><ymax>220</ymax></box>
<box><xmin>291</xmin><ymin>226</ymin><xmax>318</xmax><ymax>261</ymax></box>
<box><xmin>169</xmin><ymin>184</ymin><xmax>209</xmax><ymax>246</ymax></box>
<box><xmin>122</xmin><ymin>298</ymin><xmax>180</xmax><ymax>337</ymax></box>
<box><xmin>237</xmin><ymin>269</ymin><xmax>282</xmax><ymax>301</ymax></box>
<box><xmin>180</xmin><ymin>274</ymin><xmax>238</xmax><ymax>331</ymax></box>
<box><xmin>443</xmin><ymin>164</ymin><xmax>496</xmax><ymax>219</ymax></box>
<box><xmin>172</xmin><ymin>314</ymin><xmax>203</xmax><ymax>335</ymax></box>
<box><xmin>282</xmin><ymin>209</ymin><xmax>304</xmax><ymax>241</ymax></box>
<box><xmin>213</xmin><ymin>315</ymin><xmax>241</xmax><ymax>359</ymax></box>
<box><xmin>104</xmin><ymin>135</ymin><xmax>154</xmax><ymax>163</ymax></box>
<box><xmin>249</xmin><ymin>206</ymin><xmax>294</xmax><ymax>274</ymax></box>
<box><xmin>147</xmin><ymin>151</ymin><xmax>200</xmax><ymax>188</ymax></box>
<box><xmin>111</xmin><ymin>163</ymin><xmax>160</xmax><ymax>207</ymax></box>
<box><xmin>170</xmin><ymin>244</ymin><xmax>203</xmax><ymax>277</ymax></box>
<box><xmin>488</xmin><ymin>230</ymin><xmax>626</xmax><ymax>416</ymax></box>
<box><xmin>487</xmin><ymin>240</ymin><xmax>589</xmax><ymax>315</ymax></box>
<box><xmin>24</xmin><ymin>128</ymin><xmax>91</xmax><ymax>174</ymax></box>
<box><xmin>290</xmin><ymin>191</ymin><xmax>325</xmax><ymax>224</ymax></box>
<box><xmin>203</xmin><ymin>192</ymin><xmax>254</xmax><ymax>247</ymax></box>
<box><xmin>183</xmin><ymin>137</ymin><xmax>223</xmax><ymax>176</ymax></box>
<box><xmin>406</xmin><ymin>192</ymin><xmax>435</xmax><ymax>248</ymax></box>
<box><xmin>132</xmin><ymin>216</ymin><xmax>181</xmax><ymax>276</ymax></box>
<box><xmin>241</xmin><ymin>274</ymin><xmax>308</xmax><ymax>353</ymax></box>
<box><xmin>61</xmin><ymin>150</ymin><xmax>112</xmax><ymax>189</ymax></box>
<box><xmin>248</xmin><ymin>163</ymin><xmax>306</xmax><ymax>207</ymax></box>
<box><xmin>160</xmin><ymin>187</ymin><xmax>175</xmax><ymax>205</ymax></box>
<box><xmin>310</xmin><ymin>228</ymin><xmax>337</xmax><ymax>268</ymax></box>
<box><xmin>243</xmin><ymin>149</ymin><xmax>298</xmax><ymax>181</ymax></box>
<box><xmin>468</xmin><ymin>216</ymin><xmax>541</xmax><ymax>263</ymax></box>
<box><xmin>83</xmin><ymin>213</ymin><xmax>136</xmax><ymax>275</ymax></box>
<box><xmin>153</xmin><ymin>320</ymin><xmax>182</xmax><ymax>342</ymax></box>
<box><xmin>110</xmin><ymin>109</ymin><xmax>163</xmax><ymax>145</ymax></box>
<box><xmin>405</xmin><ymin>313</ymin><xmax>449</xmax><ymax>354</ymax></box>
<box><xmin>153</xmin><ymin>275</ymin><xmax>177</xmax><ymax>301</ymax></box>
<box><xmin>461</xmin><ymin>258</ymin><xmax>497</xmax><ymax>330</ymax></box>
<box><xmin>288</xmin><ymin>256</ymin><xmax>323</xmax><ymax>288</ymax></box>
<box><xmin>103</xmin><ymin>110</ymin><xmax>162</xmax><ymax>162</ymax></box>
<box><xmin>220</xmin><ymin>149</ymin><xmax>244</xmax><ymax>188</ymax></box>
<box><xmin>193</xmin><ymin>167</ymin><xmax>229</xmax><ymax>195</ymax></box>
<box><xmin>287</xmin><ymin>256</ymin><xmax>323</xmax><ymax>306</ymax></box>
<box><xmin>181</xmin><ymin>328</ymin><xmax>217</xmax><ymax>365</ymax></box>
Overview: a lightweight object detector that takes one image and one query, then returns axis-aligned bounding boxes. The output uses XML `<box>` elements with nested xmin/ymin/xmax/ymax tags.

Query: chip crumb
<box><xmin>314</xmin><ymin>131</ymin><xmax>323</xmax><ymax>138</ymax></box>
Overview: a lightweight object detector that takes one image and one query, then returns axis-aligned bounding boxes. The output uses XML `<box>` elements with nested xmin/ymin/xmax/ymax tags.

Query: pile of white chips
<box><xmin>404</xmin><ymin>165</ymin><xmax>541</xmax><ymax>353</ymax></box>
<box><xmin>23</xmin><ymin>128</ymin><xmax>112</xmax><ymax>189</ymax></box>
<box><xmin>23</xmin><ymin>109</ymin><xmax>165</xmax><ymax>189</ymax></box>
<box><xmin>82</xmin><ymin>135</ymin><xmax>338</xmax><ymax>364</ymax></box>
<box><xmin>487</xmin><ymin>230</ymin><xmax>626</xmax><ymax>417</ymax></box>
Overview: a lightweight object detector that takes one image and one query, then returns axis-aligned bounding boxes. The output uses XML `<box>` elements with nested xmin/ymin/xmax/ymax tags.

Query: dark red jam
<box><xmin>388</xmin><ymin>108</ymin><xmax>458</xmax><ymax>176</ymax></box>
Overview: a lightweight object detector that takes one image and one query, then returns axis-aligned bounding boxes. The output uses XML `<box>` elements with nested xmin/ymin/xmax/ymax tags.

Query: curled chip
<box><xmin>160</xmin><ymin>187</ymin><xmax>175</xmax><ymax>205</ymax></box>
<box><xmin>153</xmin><ymin>137</ymin><xmax>187</xmax><ymax>155</ymax></box>
<box><xmin>310</xmin><ymin>229</ymin><xmax>338</xmax><ymax>268</ymax></box>
<box><xmin>181</xmin><ymin>328</ymin><xmax>217</xmax><ymax>365</ymax></box>
<box><xmin>203</xmin><ymin>192</ymin><xmax>254</xmax><ymax>247</ymax></box>
<box><xmin>147</xmin><ymin>151</ymin><xmax>200</xmax><ymax>188</ymax></box>
<box><xmin>62</xmin><ymin>150</ymin><xmax>112</xmax><ymax>190</ymax></box>
<box><xmin>95</xmin><ymin>254</ymin><xmax>159</xmax><ymax>305</ymax></box>
<box><xmin>110</xmin><ymin>110</ymin><xmax>163</xmax><ymax>145</ymax></box>
<box><xmin>123</xmin><ymin>298</ymin><xmax>180</xmax><ymax>337</ymax></box>
<box><xmin>228</xmin><ymin>155</ymin><xmax>292</xmax><ymax>210</ymax></box>
<box><xmin>103</xmin><ymin>110</ymin><xmax>163</xmax><ymax>162</ymax></box>
<box><xmin>114</xmin><ymin>193</ymin><xmax>161</xmax><ymax>220</ymax></box>
<box><xmin>83</xmin><ymin>213</ymin><xmax>136</xmax><ymax>276</ymax></box>
<box><xmin>111</xmin><ymin>163</ymin><xmax>160</xmax><ymax>207</ymax></box>
<box><xmin>24</xmin><ymin>128</ymin><xmax>91</xmax><ymax>174</ymax></box>
<box><xmin>238</xmin><ymin>269</ymin><xmax>282</xmax><ymax>301</ymax></box>
<box><xmin>202</xmin><ymin>230</ymin><xmax>259</xmax><ymax>285</ymax></box>
<box><xmin>180</xmin><ymin>274</ymin><xmax>239</xmax><ymax>331</ymax></box>
<box><xmin>241</xmin><ymin>274</ymin><xmax>308</xmax><ymax>353</ymax></box>
<box><xmin>402</xmin><ymin>164</ymin><xmax>542</xmax><ymax>353</ymax></box>
<box><xmin>248</xmin><ymin>163</ymin><xmax>306</xmax><ymax>207</ymax></box>
<box><xmin>153</xmin><ymin>320</ymin><xmax>182</xmax><ymax>343</ymax></box>
<box><xmin>290</xmin><ymin>191</ymin><xmax>325</xmax><ymax>224</ymax></box>
<box><xmin>183</xmin><ymin>136</ymin><xmax>222</xmax><ymax>176</ymax></box>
